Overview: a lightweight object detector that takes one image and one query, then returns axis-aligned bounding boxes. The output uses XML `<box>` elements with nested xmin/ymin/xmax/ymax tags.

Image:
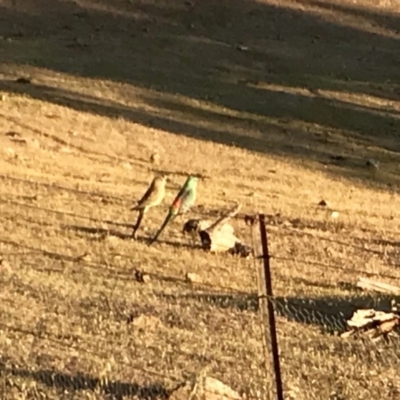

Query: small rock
<box><xmin>0</xmin><ymin>94</ymin><xmax>6</xmax><ymax>101</ymax></box>
<box><xmin>131</xmin><ymin>315</ymin><xmax>162</xmax><ymax>330</ymax></box>
<box><xmin>0</xmin><ymin>258</ymin><xmax>12</xmax><ymax>274</ymax></box>
<box><xmin>203</xmin><ymin>377</ymin><xmax>242</xmax><ymax>400</ymax></box>
<box><xmin>121</xmin><ymin>161</ymin><xmax>132</xmax><ymax>170</ymax></box>
<box><xmin>28</xmin><ymin>138</ymin><xmax>40</xmax><ymax>149</ymax></box>
<box><xmin>105</xmin><ymin>235</ymin><xmax>120</xmax><ymax>246</ymax></box>
<box><xmin>150</xmin><ymin>152</ymin><xmax>160</xmax><ymax>164</ymax></box>
<box><xmin>318</xmin><ymin>199</ymin><xmax>328</xmax><ymax>207</ymax></box>
<box><xmin>4</xmin><ymin>147</ymin><xmax>15</xmax><ymax>157</ymax></box>
<box><xmin>331</xmin><ymin>211</ymin><xmax>339</xmax><ymax>219</ymax></box>
<box><xmin>134</xmin><ymin>270</ymin><xmax>150</xmax><ymax>283</ymax></box>
<box><xmin>237</xmin><ymin>45</ymin><xmax>249</xmax><ymax>52</ymax></box>
<box><xmin>185</xmin><ymin>272</ymin><xmax>203</xmax><ymax>284</ymax></box>
<box><xmin>60</xmin><ymin>146</ymin><xmax>72</xmax><ymax>153</ymax></box>
<box><xmin>45</xmin><ymin>114</ymin><xmax>61</xmax><ymax>120</ymax></box>
<box><xmin>366</xmin><ymin>159</ymin><xmax>379</xmax><ymax>169</ymax></box>
<box><xmin>170</xmin><ymin>376</ymin><xmax>242</xmax><ymax>400</ymax></box>
<box><xmin>75</xmin><ymin>252</ymin><xmax>92</xmax><ymax>262</ymax></box>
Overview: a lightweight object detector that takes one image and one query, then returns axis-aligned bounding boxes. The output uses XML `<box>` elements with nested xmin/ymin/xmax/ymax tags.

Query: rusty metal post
<box><xmin>258</xmin><ymin>214</ymin><xmax>284</xmax><ymax>400</ymax></box>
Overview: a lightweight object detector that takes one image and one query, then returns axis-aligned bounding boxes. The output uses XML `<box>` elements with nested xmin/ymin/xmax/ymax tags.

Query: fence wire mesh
<box><xmin>0</xmin><ymin>173</ymin><xmax>400</xmax><ymax>399</ymax></box>
<box><xmin>254</xmin><ymin>221</ymin><xmax>400</xmax><ymax>400</ymax></box>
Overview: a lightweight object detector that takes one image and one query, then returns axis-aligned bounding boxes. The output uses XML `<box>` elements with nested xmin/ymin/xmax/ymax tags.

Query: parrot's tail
<box><xmin>149</xmin><ymin>212</ymin><xmax>176</xmax><ymax>245</ymax></box>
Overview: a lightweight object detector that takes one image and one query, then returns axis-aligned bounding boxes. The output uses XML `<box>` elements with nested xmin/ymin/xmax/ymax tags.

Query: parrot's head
<box><xmin>187</xmin><ymin>175</ymin><xmax>198</xmax><ymax>189</ymax></box>
<box><xmin>154</xmin><ymin>175</ymin><xmax>168</xmax><ymax>187</ymax></box>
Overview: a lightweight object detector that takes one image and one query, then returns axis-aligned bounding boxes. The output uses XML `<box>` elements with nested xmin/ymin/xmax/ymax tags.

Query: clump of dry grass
<box><xmin>0</xmin><ymin>0</ymin><xmax>400</xmax><ymax>399</ymax></box>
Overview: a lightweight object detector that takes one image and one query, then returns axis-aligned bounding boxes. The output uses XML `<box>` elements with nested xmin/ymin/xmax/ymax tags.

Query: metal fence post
<box><xmin>258</xmin><ymin>214</ymin><xmax>284</xmax><ymax>400</ymax></box>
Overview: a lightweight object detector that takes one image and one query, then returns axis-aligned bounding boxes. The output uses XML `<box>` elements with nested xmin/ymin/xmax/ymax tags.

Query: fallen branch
<box><xmin>356</xmin><ymin>277</ymin><xmax>400</xmax><ymax>295</ymax></box>
<box><xmin>341</xmin><ymin>304</ymin><xmax>400</xmax><ymax>341</ymax></box>
<box><xmin>183</xmin><ymin>203</ymin><xmax>252</xmax><ymax>257</ymax></box>
<box><xmin>204</xmin><ymin>203</ymin><xmax>242</xmax><ymax>234</ymax></box>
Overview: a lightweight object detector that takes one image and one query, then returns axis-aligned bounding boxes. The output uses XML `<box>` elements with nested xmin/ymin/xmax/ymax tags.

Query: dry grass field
<box><xmin>1</xmin><ymin>0</ymin><xmax>400</xmax><ymax>398</ymax></box>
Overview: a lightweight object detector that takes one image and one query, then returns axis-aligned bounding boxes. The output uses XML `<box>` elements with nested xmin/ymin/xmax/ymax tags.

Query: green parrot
<box><xmin>149</xmin><ymin>175</ymin><xmax>198</xmax><ymax>245</ymax></box>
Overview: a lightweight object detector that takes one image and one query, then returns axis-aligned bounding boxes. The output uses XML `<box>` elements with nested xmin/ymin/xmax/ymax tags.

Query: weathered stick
<box><xmin>199</xmin><ymin>203</ymin><xmax>242</xmax><ymax>252</ymax></box>
<box><xmin>205</xmin><ymin>203</ymin><xmax>242</xmax><ymax>234</ymax></box>
<box><xmin>356</xmin><ymin>277</ymin><xmax>400</xmax><ymax>295</ymax></box>
<box><xmin>341</xmin><ymin>307</ymin><xmax>400</xmax><ymax>340</ymax></box>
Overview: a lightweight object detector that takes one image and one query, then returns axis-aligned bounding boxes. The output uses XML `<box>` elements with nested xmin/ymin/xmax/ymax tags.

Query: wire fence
<box><xmin>252</xmin><ymin>218</ymin><xmax>400</xmax><ymax>400</ymax></box>
<box><xmin>0</xmin><ymin>173</ymin><xmax>400</xmax><ymax>399</ymax></box>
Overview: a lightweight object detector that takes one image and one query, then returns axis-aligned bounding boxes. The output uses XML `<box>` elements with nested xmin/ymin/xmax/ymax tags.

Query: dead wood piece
<box><xmin>198</xmin><ymin>203</ymin><xmax>243</xmax><ymax>253</ymax></box>
<box><xmin>341</xmin><ymin>307</ymin><xmax>400</xmax><ymax>340</ymax></box>
<box><xmin>194</xmin><ymin>203</ymin><xmax>253</xmax><ymax>256</ymax></box>
<box><xmin>199</xmin><ymin>226</ymin><xmax>240</xmax><ymax>253</ymax></box>
<box><xmin>205</xmin><ymin>203</ymin><xmax>242</xmax><ymax>234</ymax></box>
<box><xmin>169</xmin><ymin>376</ymin><xmax>242</xmax><ymax>400</ymax></box>
<box><xmin>347</xmin><ymin>309</ymin><xmax>376</xmax><ymax>328</ymax></box>
<box><xmin>347</xmin><ymin>309</ymin><xmax>398</xmax><ymax>329</ymax></box>
<box><xmin>379</xmin><ymin>318</ymin><xmax>400</xmax><ymax>335</ymax></box>
<box><xmin>340</xmin><ymin>330</ymin><xmax>355</xmax><ymax>339</ymax></box>
<box><xmin>356</xmin><ymin>277</ymin><xmax>400</xmax><ymax>295</ymax></box>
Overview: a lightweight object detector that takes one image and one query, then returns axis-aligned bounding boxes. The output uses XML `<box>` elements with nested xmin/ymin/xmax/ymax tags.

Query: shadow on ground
<box><xmin>0</xmin><ymin>362</ymin><xmax>170</xmax><ymax>399</ymax></box>
<box><xmin>160</xmin><ymin>290</ymin><xmax>400</xmax><ymax>333</ymax></box>
<box><xmin>63</xmin><ymin>223</ymin><xmax>196</xmax><ymax>249</ymax></box>
<box><xmin>0</xmin><ymin>0</ymin><xmax>400</xmax><ymax>187</ymax></box>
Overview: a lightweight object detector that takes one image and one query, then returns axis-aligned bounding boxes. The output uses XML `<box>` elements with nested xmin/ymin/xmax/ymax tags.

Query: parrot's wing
<box><xmin>135</xmin><ymin>180</ymin><xmax>156</xmax><ymax>207</ymax></box>
<box><xmin>171</xmin><ymin>177</ymin><xmax>192</xmax><ymax>204</ymax></box>
<box><xmin>179</xmin><ymin>189</ymin><xmax>196</xmax><ymax>213</ymax></box>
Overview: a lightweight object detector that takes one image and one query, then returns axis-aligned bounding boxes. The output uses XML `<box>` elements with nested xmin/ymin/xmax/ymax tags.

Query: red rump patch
<box><xmin>172</xmin><ymin>198</ymin><xmax>181</xmax><ymax>209</ymax></box>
